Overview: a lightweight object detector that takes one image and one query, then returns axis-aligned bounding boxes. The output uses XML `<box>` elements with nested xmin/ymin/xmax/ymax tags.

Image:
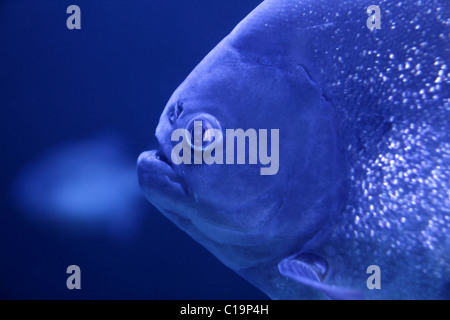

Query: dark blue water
<box><xmin>0</xmin><ymin>0</ymin><xmax>266</xmax><ymax>299</ymax></box>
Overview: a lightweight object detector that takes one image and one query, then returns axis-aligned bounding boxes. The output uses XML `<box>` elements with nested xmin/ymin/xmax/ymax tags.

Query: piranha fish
<box><xmin>137</xmin><ymin>0</ymin><xmax>449</xmax><ymax>299</ymax></box>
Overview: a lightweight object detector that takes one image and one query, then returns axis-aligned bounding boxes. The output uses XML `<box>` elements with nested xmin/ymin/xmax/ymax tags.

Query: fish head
<box><xmin>138</xmin><ymin>35</ymin><xmax>346</xmax><ymax>270</ymax></box>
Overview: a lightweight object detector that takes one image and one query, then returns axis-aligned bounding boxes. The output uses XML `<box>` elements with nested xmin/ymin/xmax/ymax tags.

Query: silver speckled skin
<box><xmin>289</xmin><ymin>0</ymin><xmax>450</xmax><ymax>299</ymax></box>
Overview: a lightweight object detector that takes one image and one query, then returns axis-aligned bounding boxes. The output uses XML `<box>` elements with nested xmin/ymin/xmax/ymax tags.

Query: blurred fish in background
<box><xmin>11</xmin><ymin>135</ymin><xmax>143</xmax><ymax>240</ymax></box>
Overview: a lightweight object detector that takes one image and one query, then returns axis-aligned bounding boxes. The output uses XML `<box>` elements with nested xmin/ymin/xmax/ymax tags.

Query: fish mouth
<box><xmin>153</xmin><ymin>148</ymin><xmax>175</xmax><ymax>173</ymax></box>
<box><xmin>137</xmin><ymin>148</ymin><xmax>282</xmax><ymax>248</ymax></box>
<box><xmin>138</xmin><ymin>149</ymin><xmax>175</xmax><ymax>179</ymax></box>
<box><xmin>137</xmin><ymin>148</ymin><xmax>188</xmax><ymax>213</ymax></box>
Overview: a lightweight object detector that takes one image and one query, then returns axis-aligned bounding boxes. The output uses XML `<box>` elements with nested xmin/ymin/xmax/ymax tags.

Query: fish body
<box><xmin>138</xmin><ymin>0</ymin><xmax>449</xmax><ymax>299</ymax></box>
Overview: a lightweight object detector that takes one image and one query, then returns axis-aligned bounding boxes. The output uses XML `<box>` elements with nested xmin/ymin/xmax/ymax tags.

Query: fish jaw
<box><xmin>137</xmin><ymin>149</ymin><xmax>191</xmax><ymax>218</ymax></box>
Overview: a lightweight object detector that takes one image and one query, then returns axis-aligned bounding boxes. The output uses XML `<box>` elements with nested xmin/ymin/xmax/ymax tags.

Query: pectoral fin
<box><xmin>278</xmin><ymin>252</ymin><xmax>362</xmax><ymax>300</ymax></box>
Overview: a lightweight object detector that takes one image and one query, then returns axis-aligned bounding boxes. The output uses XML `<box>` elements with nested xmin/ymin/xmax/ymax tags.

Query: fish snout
<box><xmin>137</xmin><ymin>149</ymin><xmax>187</xmax><ymax>206</ymax></box>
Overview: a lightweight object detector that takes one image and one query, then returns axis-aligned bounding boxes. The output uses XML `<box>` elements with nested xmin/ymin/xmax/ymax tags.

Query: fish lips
<box><xmin>137</xmin><ymin>149</ymin><xmax>189</xmax><ymax>214</ymax></box>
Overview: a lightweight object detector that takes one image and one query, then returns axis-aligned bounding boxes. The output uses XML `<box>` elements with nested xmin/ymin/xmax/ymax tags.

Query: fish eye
<box><xmin>185</xmin><ymin>114</ymin><xmax>222</xmax><ymax>150</ymax></box>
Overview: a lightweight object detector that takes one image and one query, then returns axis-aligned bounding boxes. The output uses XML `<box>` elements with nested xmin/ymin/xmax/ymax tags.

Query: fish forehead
<box><xmin>162</xmin><ymin>49</ymin><xmax>316</xmax><ymax>128</ymax></box>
